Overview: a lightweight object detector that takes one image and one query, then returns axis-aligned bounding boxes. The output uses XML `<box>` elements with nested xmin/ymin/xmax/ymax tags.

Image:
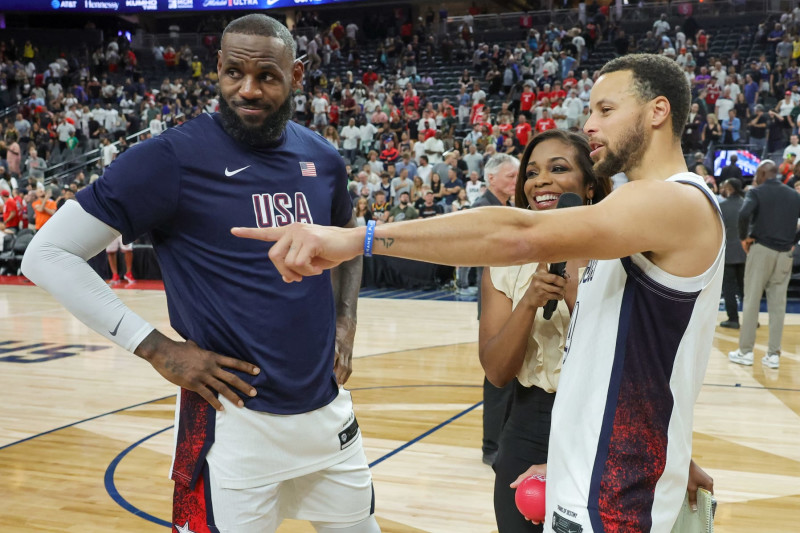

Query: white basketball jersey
<box><xmin>545</xmin><ymin>173</ymin><xmax>724</xmax><ymax>533</ymax></box>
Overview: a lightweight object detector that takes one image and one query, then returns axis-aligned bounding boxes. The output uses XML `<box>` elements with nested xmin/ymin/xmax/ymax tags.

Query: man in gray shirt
<box><xmin>432</xmin><ymin>151</ymin><xmax>457</xmax><ymax>186</ymax></box>
<box><xmin>729</xmin><ymin>160</ymin><xmax>800</xmax><ymax>369</ymax></box>
<box><xmin>24</xmin><ymin>146</ymin><xmax>47</xmax><ymax>181</ymax></box>
<box><xmin>462</xmin><ymin>143</ymin><xmax>484</xmax><ymax>176</ymax></box>
<box><xmin>776</xmin><ymin>35</ymin><xmax>793</xmax><ymax>67</ymax></box>
<box><xmin>14</xmin><ymin>114</ymin><xmax>31</xmax><ymax>141</ymax></box>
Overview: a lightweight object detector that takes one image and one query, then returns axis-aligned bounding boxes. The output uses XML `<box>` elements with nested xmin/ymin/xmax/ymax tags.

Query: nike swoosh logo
<box><xmin>225</xmin><ymin>165</ymin><xmax>251</xmax><ymax>177</ymax></box>
<box><xmin>266</xmin><ymin>0</ymin><xmax>279</xmax><ymax>4</ymax></box>
<box><xmin>109</xmin><ymin>314</ymin><xmax>124</xmax><ymax>336</ymax></box>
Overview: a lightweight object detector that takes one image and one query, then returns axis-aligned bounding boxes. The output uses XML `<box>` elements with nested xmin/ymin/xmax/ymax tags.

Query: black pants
<box><xmin>493</xmin><ymin>380</ymin><xmax>555</xmax><ymax>533</ymax></box>
<box><xmin>722</xmin><ymin>263</ymin><xmax>745</xmax><ymax>321</ymax></box>
<box><xmin>482</xmin><ymin>376</ymin><xmax>512</xmax><ymax>456</ymax></box>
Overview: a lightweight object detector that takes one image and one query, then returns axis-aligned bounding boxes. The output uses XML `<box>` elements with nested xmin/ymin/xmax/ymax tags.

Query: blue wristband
<box><xmin>363</xmin><ymin>220</ymin><xmax>376</xmax><ymax>257</ymax></box>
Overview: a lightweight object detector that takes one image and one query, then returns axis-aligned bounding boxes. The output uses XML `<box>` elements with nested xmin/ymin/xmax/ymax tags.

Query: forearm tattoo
<box><xmin>376</xmin><ymin>237</ymin><xmax>394</xmax><ymax>249</ymax></box>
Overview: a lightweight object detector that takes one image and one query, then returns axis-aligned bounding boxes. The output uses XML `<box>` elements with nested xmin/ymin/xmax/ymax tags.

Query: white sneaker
<box><xmin>762</xmin><ymin>353</ymin><xmax>780</xmax><ymax>369</ymax></box>
<box><xmin>729</xmin><ymin>349</ymin><xmax>754</xmax><ymax>366</ymax></box>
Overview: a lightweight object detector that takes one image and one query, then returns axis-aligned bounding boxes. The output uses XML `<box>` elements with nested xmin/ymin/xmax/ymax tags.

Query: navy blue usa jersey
<box><xmin>77</xmin><ymin>114</ymin><xmax>352</xmax><ymax>414</ymax></box>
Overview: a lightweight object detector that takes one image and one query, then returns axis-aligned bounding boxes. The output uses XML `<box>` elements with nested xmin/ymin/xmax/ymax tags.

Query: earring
<box><xmin>587</xmin><ymin>198</ymin><xmax>593</xmax><ymax>205</ymax></box>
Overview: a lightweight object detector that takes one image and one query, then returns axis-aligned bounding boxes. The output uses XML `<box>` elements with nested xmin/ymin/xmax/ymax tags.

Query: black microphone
<box><xmin>542</xmin><ymin>192</ymin><xmax>583</xmax><ymax>320</ymax></box>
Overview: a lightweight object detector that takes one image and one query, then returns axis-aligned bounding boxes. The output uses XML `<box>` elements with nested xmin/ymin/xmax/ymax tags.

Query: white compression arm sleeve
<box><xmin>21</xmin><ymin>200</ymin><xmax>155</xmax><ymax>352</ymax></box>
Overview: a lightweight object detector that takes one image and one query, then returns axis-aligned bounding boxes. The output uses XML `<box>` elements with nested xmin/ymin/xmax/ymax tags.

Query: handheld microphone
<box><xmin>542</xmin><ymin>192</ymin><xmax>583</xmax><ymax>320</ymax></box>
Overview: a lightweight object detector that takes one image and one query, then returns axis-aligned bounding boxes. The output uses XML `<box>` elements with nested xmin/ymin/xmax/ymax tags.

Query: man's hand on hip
<box><xmin>135</xmin><ymin>330</ymin><xmax>260</xmax><ymax>411</ymax></box>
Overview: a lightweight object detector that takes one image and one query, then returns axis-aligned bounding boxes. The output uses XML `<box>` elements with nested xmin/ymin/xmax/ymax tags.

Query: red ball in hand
<box><xmin>515</xmin><ymin>474</ymin><xmax>546</xmax><ymax>522</ymax></box>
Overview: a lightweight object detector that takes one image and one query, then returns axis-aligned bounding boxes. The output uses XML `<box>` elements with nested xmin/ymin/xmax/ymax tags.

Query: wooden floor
<box><xmin>0</xmin><ymin>283</ymin><xmax>798</xmax><ymax>532</ymax></box>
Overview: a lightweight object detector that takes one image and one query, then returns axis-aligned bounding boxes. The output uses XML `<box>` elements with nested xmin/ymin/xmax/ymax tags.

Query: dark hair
<box><xmin>598</xmin><ymin>54</ymin><xmax>691</xmax><ymax>139</ymax></box>
<box><xmin>722</xmin><ymin>177</ymin><xmax>744</xmax><ymax>197</ymax></box>
<box><xmin>515</xmin><ymin>129</ymin><xmax>611</xmax><ymax>210</ymax></box>
<box><xmin>222</xmin><ymin>14</ymin><xmax>296</xmax><ymax>60</ymax></box>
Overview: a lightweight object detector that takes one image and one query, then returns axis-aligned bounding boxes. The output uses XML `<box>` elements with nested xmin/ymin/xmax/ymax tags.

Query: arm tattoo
<box><xmin>376</xmin><ymin>237</ymin><xmax>395</xmax><ymax>249</ymax></box>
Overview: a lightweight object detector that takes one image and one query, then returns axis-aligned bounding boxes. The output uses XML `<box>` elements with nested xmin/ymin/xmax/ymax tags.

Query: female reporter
<box><xmin>479</xmin><ymin>129</ymin><xmax>610</xmax><ymax>532</ymax></box>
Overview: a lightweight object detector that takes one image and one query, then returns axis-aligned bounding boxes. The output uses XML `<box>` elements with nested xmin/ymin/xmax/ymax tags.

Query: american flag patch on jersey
<box><xmin>299</xmin><ymin>162</ymin><xmax>317</xmax><ymax>176</ymax></box>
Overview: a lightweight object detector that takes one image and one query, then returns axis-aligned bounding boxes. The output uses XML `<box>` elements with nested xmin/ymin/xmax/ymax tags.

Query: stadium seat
<box><xmin>0</xmin><ymin>229</ymin><xmax>34</xmax><ymax>276</ymax></box>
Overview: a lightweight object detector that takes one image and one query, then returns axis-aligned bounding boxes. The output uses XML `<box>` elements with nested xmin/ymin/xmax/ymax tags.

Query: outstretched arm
<box><xmin>232</xmin><ymin>179</ymin><xmax>721</xmax><ymax>283</ymax></box>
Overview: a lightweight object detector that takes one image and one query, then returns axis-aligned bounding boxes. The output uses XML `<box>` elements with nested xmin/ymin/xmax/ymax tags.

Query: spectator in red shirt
<box><xmin>380</xmin><ymin>138</ymin><xmax>400</xmax><ymax>167</ymax></box>
<box><xmin>403</xmin><ymin>88</ymin><xmax>419</xmax><ymax>111</ymax></box>
<box><xmin>535</xmin><ymin>109</ymin><xmax>557</xmax><ymax>133</ymax></box>
<box><xmin>696</xmin><ymin>29</ymin><xmax>709</xmax><ymax>52</ymax></box>
<box><xmin>549</xmin><ymin>81</ymin><xmax>567</xmax><ymax>102</ymax></box>
<box><xmin>705</xmin><ymin>77</ymin><xmax>721</xmax><ymax>108</ymax></box>
<box><xmin>497</xmin><ymin>115</ymin><xmax>513</xmax><ymax>136</ymax></box>
<box><xmin>514</xmin><ymin>115</ymin><xmax>532</xmax><ymax>147</ymax></box>
<box><xmin>562</xmin><ymin>71</ymin><xmax>578</xmax><ymax>90</ymax></box>
<box><xmin>400</xmin><ymin>21</ymin><xmax>413</xmax><ymax>43</ymax></box>
<box><xmin>328</xmin><ymin>101</ymin><xmax>340</xmax><ymax>127</ymax></box>
<box><xmin>520</xmin><ymin>84</ymin><xmax>536</xmax><ymax>118</ymax></box>
<box><xmin>163</xmin><ymin>46</ymin><xmax>177</xmax><ymax>70</ymax></box>
<box><xmin>2</xmin><ymin>189</ymin><xmax>20</xmax><ymax>233</ymax></box>
<box><xmin>537</xmin><ymin>84</ymin><xmax>552</xmax><ymax>103</ymax></box>
<box><xmin>362</xmin><ymin>66</ymin><xmax>378</xmax><ymax>87</ymax></box>
<box><xmin>332</xmin><ymin>22</ymin><xmax>345</xmax><ymax>41</ymax></box>
<box><xmin>471</xmin><ymin>99</ymin><xmax>487</xmax><ymax>124</ymax></box>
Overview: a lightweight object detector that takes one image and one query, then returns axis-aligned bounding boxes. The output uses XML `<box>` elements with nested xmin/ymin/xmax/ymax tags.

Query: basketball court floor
<box><xmin>0</xmin><ymin>280</ymin><xmax>798</xmax><ymax>532</ymax></box>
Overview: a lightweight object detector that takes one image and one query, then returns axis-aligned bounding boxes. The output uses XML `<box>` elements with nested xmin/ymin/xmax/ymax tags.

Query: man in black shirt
<box><xmin>719</xmin><ymin>178</ymin><xmax>746</xmax><ymax>328</ymax></box>
<box><xmin>613</xmin><ymin>29</ymin><xmax>629</xmax><ymax>56</ymax></box>
<box><xmin>418</xmin><ymin>190</ymin><xmax>444</xmax><ymax>218</ymax></box>
<box><xmin>729</xmin><ymin>160</ymin><xmax>800</xmax><ymax>369</ymax></box>
<box><xmin>747</xmin><ymin>104</ymin><xmax>768</xmax><ymax>157</ymax></box>
<box><xmin>719</xmin><ymin>154</ymin><xmax>744</xmax><ymax>183</ymax></box>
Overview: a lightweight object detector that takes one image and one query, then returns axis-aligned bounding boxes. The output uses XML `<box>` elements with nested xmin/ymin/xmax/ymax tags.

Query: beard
<box><xmin>593</xmin><ymin>118</ymin><xmax>648</xmax><ymax>180</ymax></box>
<box><xmin>218</xmin><ymin>91</ymin><xmax>294</xmax><ymax>147</ymax></box>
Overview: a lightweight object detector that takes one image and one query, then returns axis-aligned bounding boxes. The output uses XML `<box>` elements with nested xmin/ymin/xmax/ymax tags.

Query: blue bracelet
<box><xmin>363</xmin><ymin>220</ymin><xmax>376</xmax><ymax>257</ymax></box>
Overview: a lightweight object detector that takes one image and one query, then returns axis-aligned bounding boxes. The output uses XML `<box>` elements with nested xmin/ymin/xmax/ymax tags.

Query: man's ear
<box><xmin>292</xmin><ymin>59</ymin><xmax>304</xmax><ymax>91</ymax></box>
<box><xmin>650</xmin><ymin>95</ymin><xmax>672</xmax><ymax>133</ymax></box>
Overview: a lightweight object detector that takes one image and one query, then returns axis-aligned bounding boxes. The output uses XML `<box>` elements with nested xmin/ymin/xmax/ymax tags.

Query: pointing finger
<box><xmin>231</xmin><ymin>226</ymin><xmax>287</xmax><ymax>242</ymax></box>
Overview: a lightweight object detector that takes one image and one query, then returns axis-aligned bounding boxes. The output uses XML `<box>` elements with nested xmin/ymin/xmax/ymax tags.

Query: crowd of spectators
<box><xmin>0</xmin><ymin>31</ymin><xmax>223</xmax><ymax>243</ymax></box>
<box><xmin>300</xmin><ymin>5</ymin><xmax>800</xmax><ymax>227</ymax></box>
<box><xmin>677</xmin><ymin>11</ymin><xmax>800</xmax><ymax>188</ymax></box>
<box><xmin>3</xmin><ymin>3</ymin><xmax>800</xmax><ymax>283</ymax></box>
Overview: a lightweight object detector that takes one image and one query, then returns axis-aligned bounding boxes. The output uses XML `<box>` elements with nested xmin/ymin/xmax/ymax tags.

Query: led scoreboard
<box><xmin>0</xmin><ymin>0</ymin><xmax>359</xmax><ymax>12</ymax></box>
